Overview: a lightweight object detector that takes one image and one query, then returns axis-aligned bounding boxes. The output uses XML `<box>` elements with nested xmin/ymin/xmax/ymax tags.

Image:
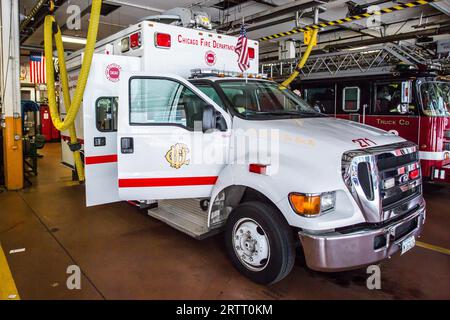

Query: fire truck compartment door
<box><xmin>117</xmin><ymin>73</ymin><xmax>231</xmax><ymax>201</ymax></box>
<box><xmin>84</xmin><ymin>54</ymin><xmax>140</xmax><ymax>206</ymax></box>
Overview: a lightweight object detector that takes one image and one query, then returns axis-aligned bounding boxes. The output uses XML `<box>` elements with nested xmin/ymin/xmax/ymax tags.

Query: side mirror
<box><xmin>202</xmin><ymin>105</ymin><xmax>227</xmax><ymax>132</ymax></box>
<box><xmin>202</xmin><ymin>104</ymin><xmax>216</xmax><ymax>132</ymax></box>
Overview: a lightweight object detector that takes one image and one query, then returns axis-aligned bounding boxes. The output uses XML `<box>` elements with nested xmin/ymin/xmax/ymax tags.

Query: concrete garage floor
<box><xmin>0</xmin><ymin>143</ymin><xmax>449</xmax><ymax>300</ymax></box>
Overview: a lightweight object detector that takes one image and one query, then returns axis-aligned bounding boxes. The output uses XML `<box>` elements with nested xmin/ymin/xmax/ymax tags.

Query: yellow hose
<box><xmin>279</xmin><ymin>29</ymin><xmax>318</xmax><ymax>90</ymax></box>
<box><xmin>44</xmin><ymin>0</ymin><xmax>103</xmax><ymax>182</ymax></box>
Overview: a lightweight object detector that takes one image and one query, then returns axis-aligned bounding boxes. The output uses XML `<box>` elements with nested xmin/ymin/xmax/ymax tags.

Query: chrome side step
<box><xmin>147</xmin><ymin>199</ymin><xmax>219</xmax><ymax>239</ymax></box>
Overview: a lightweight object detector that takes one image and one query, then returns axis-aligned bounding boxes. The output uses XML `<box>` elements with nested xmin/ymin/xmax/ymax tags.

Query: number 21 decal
<box><xmin>352</xmin><ymin>138</ymin><xmax>377</xmax><ymax>148</ymax></box>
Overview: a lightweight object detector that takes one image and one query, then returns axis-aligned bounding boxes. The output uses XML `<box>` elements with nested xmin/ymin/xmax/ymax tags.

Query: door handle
<box><xmin>121</xmin><ymin>137</ymin><xmax>134</xmax><ymax>154</ymax></box>
<box><xmin>94</xmin><ymin>137</ymin><xmax>106</xmax><ymax>147</ymax></box>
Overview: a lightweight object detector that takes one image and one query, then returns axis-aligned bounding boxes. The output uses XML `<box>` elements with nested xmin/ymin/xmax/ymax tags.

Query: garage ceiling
<box><xmin>18</xmin><ymin>0</ymin><xmax>450</xmax><ymax>60</ymax></box>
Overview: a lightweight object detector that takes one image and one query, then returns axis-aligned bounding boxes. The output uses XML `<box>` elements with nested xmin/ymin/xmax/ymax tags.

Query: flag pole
<box><xmin>243</xmin><ymin>17</ymin><xmax>248</xmax><ymax>82</ymax></box>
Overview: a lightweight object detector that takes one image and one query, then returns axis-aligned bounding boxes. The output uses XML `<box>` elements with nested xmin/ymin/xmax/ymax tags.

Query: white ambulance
<box><xmin>61</xmin><ymin>16</ymin><xmax>426</xmax><ymax>284</ymax></box>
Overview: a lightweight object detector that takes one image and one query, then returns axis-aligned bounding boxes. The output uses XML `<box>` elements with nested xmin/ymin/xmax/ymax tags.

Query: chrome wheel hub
<box><xmin>232</xmin><ymin>218</ymin><xmax>270</xmax><ymax>271</ymax></box>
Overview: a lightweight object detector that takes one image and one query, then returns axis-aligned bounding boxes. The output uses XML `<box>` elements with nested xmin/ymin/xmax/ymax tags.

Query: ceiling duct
<box><xmin>141</xmin><ymin>7</ymin><xmax>213</xmax><ymax>30</ymax></box>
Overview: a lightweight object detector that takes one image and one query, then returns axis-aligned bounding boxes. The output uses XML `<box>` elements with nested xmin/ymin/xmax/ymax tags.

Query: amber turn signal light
<box><xmin>289</xmin><ymin>193</ymin><xmax>321</xmax><ymax>216</ymax></box>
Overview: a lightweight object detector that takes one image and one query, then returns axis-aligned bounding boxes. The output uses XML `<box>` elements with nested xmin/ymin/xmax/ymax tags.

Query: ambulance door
<box><xmin>83</xmin><ymin>54</ymin><xmax>140</xmax><ymax>206</ymax></box>
<box><xmin>117</xmin><ymin>73</ymin><xmax>231</xmax><ymax>201</ymax></box>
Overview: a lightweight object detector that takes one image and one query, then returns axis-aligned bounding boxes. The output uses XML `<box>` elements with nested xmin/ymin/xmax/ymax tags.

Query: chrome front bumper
<box><xmin>298</xmin><ymin>203</ymin><xmax>426</xmax><ymax>272</ymax></box>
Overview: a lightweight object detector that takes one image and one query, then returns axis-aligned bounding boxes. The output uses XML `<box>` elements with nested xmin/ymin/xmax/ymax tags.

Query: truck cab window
<box><xmin>192</xmin><ymin>83</ymin><xmax>225</xmax><ymax>109</ymax></box>
<box><xmin>375</xmin><ymin>82</ymin><xmax>409</xmax><ymax>115</ymax></box>
<box><xmin>129</xmin><ymin>78</ymin><xmax>208</xmax><ymax>131</ymax></box>
<box><xmin>96</xmin><ymin>97</ymin><xmax>118</xmax><ymax>132</ymax></box>
<box><xmin>221</xmin><ymin>86</ymin><xmax>253</xmax><ymax>114</ymax></box>
<box><xmin>342</xmin><ymin>87</ymin><xmax>360</xmax><ymax>112</ymax></box>
<box><xmin>419</xmin><ymin>81</ymin><xmax>450</xmax><ymax>117</ymax></box>
<box><xmin>304</xmin><ymin>86</ymin><xmax>335</xmax><ymax>114</ymax></box>
<box><xmin>217</xmin><ymin>80</ymin><xmax>320</xmax><ymax>118</ymax></box>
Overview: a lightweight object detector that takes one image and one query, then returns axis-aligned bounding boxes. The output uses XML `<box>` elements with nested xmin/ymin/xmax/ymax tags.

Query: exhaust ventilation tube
<box><xmin>279</xmin><ymin>28</ymin><xmax>318</xmax><ymax>90</ymax></box>
<box><xmin>44</xmin><ymin>0</ymin><xmax>103</xmax><ymax>182</ymax></box>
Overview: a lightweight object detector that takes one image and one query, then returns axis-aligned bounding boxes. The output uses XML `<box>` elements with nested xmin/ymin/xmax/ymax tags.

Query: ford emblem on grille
<box><xmin>399</xmin><ymin>173</ymin><xmax>409</xmax><ymax>184</ymax></box>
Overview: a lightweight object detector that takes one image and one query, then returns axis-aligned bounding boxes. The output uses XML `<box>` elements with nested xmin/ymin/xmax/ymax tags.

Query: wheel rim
<box><xmin>232</xmin><ymin>217</ymin><xmax>270</xmax><ymax>271</ymax></box>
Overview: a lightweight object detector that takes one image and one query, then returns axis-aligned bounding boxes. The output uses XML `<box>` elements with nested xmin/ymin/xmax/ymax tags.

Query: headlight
<box><xmin>320</xmin><ymin>192</ymin><xmax>336</xmax><ymax>212</ymax></box>
<box><xmin>289</xmin><ymin>191</ymin><xmax>336</xmax><ymax>217</ymax></box>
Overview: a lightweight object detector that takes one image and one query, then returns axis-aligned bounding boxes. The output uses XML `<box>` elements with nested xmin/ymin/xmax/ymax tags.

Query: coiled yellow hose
<box><xmin>44</xmin><ymin>0</ymin><xmax>103</xmax><ymax>182</ymax></box>
<box><xmin>279</xmin><ymin>29</ymin><xmax>318</xmax><ymax>90</ymax></box>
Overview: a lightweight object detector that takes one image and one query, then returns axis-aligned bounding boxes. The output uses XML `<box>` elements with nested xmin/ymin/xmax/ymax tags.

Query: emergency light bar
<box><xmin>155</xmin><ymin>33</ymin><xmax>171</xmax><ymax>48</ymax></box>
<box><xmin>130</xmin><ymin>32</ymin><xmax>142</xmax><ymax>49</ymax></box>
<box><xmin>248</xmin><ymin>47</ymin><xmax>255</xmax><ymax>59</ymax></box>
<box><xmin>190</xmin><ymin>68</ymin><xmax>267</xmax><ymax>79</ymax></box>
<box><xmin>121</xmin><ymin>32</ymin><xmax>142</xmax><ymax>52</ymax></box>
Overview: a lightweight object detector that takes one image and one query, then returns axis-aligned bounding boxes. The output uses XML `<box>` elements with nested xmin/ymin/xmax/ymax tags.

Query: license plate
<box><xmin>401</xmin><ymin>236</ymin><xmax>416</xmax><ymax>255</ymax></box>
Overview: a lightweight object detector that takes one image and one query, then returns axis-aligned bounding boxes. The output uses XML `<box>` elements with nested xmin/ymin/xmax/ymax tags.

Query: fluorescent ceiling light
<box><xmin>61</xmin><ymin>35</ymin><xmax>87</xmax><ymax>44</ymax></box>
<box><xmin>348</xmin><ymin>46</ymin><xmax>369</xmax><ymax>51</ymax></box>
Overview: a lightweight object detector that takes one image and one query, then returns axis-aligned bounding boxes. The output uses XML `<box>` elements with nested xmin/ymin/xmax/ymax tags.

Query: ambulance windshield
<box><xmin>217</xmin><ymin>80</ymin><xmax>323</xmax><ymax>118</ymax></box>
<box><xmin>420</xmin><ymin>81</ymin><xmax>450</xmax><ymax>117</ymax></box>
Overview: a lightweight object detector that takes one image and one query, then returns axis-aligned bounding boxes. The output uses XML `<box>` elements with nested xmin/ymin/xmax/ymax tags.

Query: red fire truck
<box><xmin>262</xmin><ymin>43</ymin><xmax>450</xmax><ymax>184</ymax></box>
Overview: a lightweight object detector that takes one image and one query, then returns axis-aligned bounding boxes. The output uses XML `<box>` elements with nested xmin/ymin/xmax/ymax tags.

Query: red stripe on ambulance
<box><xmin>118</xmin><ymin>176</ymin><xmax>218</xmax><ymax>188</ymax></box>
<box><xmin>85</xmin><ymin>154</ymin><xmax>118</xmax><ymax>165</ymax></box>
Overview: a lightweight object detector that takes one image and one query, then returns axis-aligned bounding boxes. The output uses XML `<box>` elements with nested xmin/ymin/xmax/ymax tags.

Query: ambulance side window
<box><xmin>96</xmin><ymin>97</ymin><xmax>118</xmax><ymax>132</ymax></box>
<box><xmin>342</xmin><ymin>87</ymin><xmax>360</xmax><ymax>112</ymax></box>
<box><xmin>129</xmin><ymin>78</ymin><xmax>208</xmax><ymax>131</ymax></box>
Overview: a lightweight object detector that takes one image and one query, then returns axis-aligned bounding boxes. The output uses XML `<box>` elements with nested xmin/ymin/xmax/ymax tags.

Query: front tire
<box><xmin>225</xmin><ymin>201</ymin><xmax>295</xmax><ymax>285</ymax></box>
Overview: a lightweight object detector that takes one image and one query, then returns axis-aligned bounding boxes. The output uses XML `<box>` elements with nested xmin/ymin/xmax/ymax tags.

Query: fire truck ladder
<box><xmin>261</xmin><ymin>43</ymin><xmax>436</xmax><ymax>81</ymax></box>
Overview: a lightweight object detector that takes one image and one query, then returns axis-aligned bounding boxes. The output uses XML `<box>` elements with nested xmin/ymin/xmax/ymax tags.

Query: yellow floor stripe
<box><xmin>416</xmin><ymin>241</ymin><xmax>450</xmax><ymax>256</ymax></box>
<box><xmin>0</xmin><ymin>244</ymin><xmax>20</xmax><ymax>300</ymax></box>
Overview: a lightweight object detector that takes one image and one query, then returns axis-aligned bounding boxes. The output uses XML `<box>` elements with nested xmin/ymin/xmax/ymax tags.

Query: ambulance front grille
<box><xmin>376</xmin><ymin>149</ymin><xmax>422</xmax><ymax>215</ymax></box>
<box><xmin>342</xmin><ymin>141</ymin><xmax>423</xmax><ymax>223</ymax></box>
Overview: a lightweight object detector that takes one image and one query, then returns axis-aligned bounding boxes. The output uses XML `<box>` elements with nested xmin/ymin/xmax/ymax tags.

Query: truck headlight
<box><xmin>289</xmin><ymin>192</ymin><xmax>336</xmax><ymax>217</ymax></box>
<box><xmin>320</xmin><ymin>192</ymin><xmax>336</xmax><ymax>212</ymax></box>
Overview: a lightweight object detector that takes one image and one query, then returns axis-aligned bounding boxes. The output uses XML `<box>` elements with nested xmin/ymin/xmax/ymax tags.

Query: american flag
<box><xmin>235</xmin><ymin>24</ymin><xmax>250</xmax><ymax>72</ymax></box>
<box><xmin>29</xmin><ymin>54</ymin><xmax>46</xmax><ymax>84</ymax></box>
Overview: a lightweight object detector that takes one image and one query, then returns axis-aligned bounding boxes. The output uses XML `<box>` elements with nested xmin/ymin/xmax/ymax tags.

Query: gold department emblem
<box><xmin>165</xmin><ymin>143</ymin><xmax>190</xmax><ymax>169</ymax></box>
